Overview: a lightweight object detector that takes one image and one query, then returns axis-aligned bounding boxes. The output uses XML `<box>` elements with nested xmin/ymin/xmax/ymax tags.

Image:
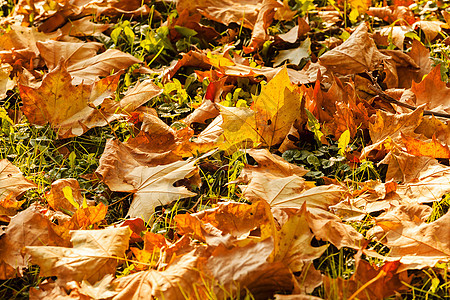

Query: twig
<box><xmin>368</xmin><ymin>84</ymin><xmax>450</xmax><ymax>118</ymax></box>
<box><xmin>364</xmin><ymin>74</ymin><xmax>450</xmax><ymax>119</ymax></box>
<box><xmin>364</xmin><ymin>71</ymin><xmax>450</xmax><ymax>119</ymax></box>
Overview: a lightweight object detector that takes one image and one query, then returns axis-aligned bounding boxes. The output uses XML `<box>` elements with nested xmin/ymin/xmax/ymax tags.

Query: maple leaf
<box><xmin>0</xmin><ymin>204</ymin><xmax>68</xmax><ymax>279</ymax></box>
<box><xmin>319</xmin><ymin>22</ymin><xmax>390</xmax><ymax>75</ymax></box>
<box><xmin>0</xmin><ymin>63</ymin><xmax>15</xmax><ymax>100</ymax></box>
<box><xmin>66</xmin><ymin>49</ymin><xmax>141</xmax><ymax>84</ymax></box>
<box><xmin>367</xmin><ymin>206</ymin><xmax>450</xmax><ymax>270</ymax></box>
<box><xmin>26</xmin><ymin>226</ymin><xmax>131</xmax><ymax>284</ymax></box>
<box><xmin>401</xmin><ymin>133</ymin><xmax>450</xmax><ymax>158</ymax></box>
<box><xmin>0</xmin><ymin>159</ymin><xmax>36</xmax><ymax>203</ymax></box>
<box><xmin>407</xmin><ymin>65</ymin><xmax>450</xmax><ymax>113</ymax></box>
<box><xmin>60</xmin><ymin>16</ymin><xmax>111</xmax><ymax>37</ymax></box>
<box><xmin>0</xmin><ymin>159</ymin><xmax>36</xmax><ymax>220</ymax></box>
<box><xmin>244</xmin><ymin>0</ymin><xmax>282</xmax><ymax>53</ymax></box>
<box><xmin>46</xmin><ymin>178</ymin><xmax>87</xmax><ymax>214</ymax></box>
<box><xmin>219</xmin><ymin>67</ymin><xmax>302</xmax><ymax>149</ymax></box>
<box><xmin>415</xmin><ymin>114</ymin><xmax>450</xmax><ymax>145</ymax></box>
<box><xmin>360</xmin><ymin>106</ymin><xmax>424</xmax><ymax>158</ymax></box>
<box><xmin>177</xmin><ymin>0</ymin><xmax>266</xmax><ymax>30</ymax></box>
<box><xmin>325</xmin><ymin>259</ymin><xmax>411</xmax><ymax>299</ymax></box>
<box><xmin>203</xmin><ymin>238</ymin><xmax>295</xmax><ymax>299</ymax></box>
<box><xmin>0</xmin><ymin>25</ymin><xmax>61</xmax><ymax>66</ymax></box>
<box><xmin>19</xmin><ymin>63</ymin><xmax>161</xmax><ymax>138</ymax></box>
<box><xmin>36</xmin><ymin>40</ymin><xmax>104</xmax><ymax>71</ymax></box>
<box><xmin>269</xmin><ymin>204</ymin><xmax>328</xmax><ymax>273</ymax></box>
<box><xmin>176</xmin><ymin>201</ymin><xmax>275</xmax><ymax>246</ymax></box>
<box><xmin>112</xmin><ymin>249</ymin><xmax>206</xmax><ymax>300</ymax></box>
<box><xmin>101</xmin><ymin>158</ymin><xmax>199</xmax><ymax>221</ymax></box>
<box><xmin>19</xmin><ymin>62</ymin><xmax>121</xmax><ymax>138</ymax></box>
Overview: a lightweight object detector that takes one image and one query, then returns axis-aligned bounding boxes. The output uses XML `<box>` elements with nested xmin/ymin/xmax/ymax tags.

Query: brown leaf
<box><xmin>218</xmin><ymin>67</ymin><xmax>302</xmax><ymax>149</ymax></box>
<box><xmin>409</xmin><ymin>65</ymin><xmax>450</xmax><ymax>113</ymax></box>
<box><xmin>399</xmin><ymin>39</ymin><xmax>433</xmax><ymax>88</ymax></box>
<box><xmin>244</xmin><ymin>0</ymin><xmax>282</xmax><ymax>53</ymax></box>
<box><xmin>375</xmin><ymin>25</ymin><xmax>410</xmax><ymax>50</ymax></box>
<box><xmin>413</xmin><ymin>20</ymin><xmax>445</xmax><ymax>41</ymax></box>
<box><xmin>324</xmin><ymin>259</ymin><xmax>411</xmax><ymax>299</ymax></box>
<box><xmin>118</xmin><ymin>79</ymin><xmax>163</xmax><ymax>114</ymax></box>
<box><xmin>60</xmin><ymin>16</ymin><xmax>111</xmax><ymax>37</ymax></box>
<box><xmin>101</xmin><ymin>157</ymin><xmax>198</xmax><ymax>221</ymax></box>
<box><xmin>26</xmin><ymin>226</ymin><xmax>131</xmax><ymax>284</ymax></box>
<box><xmin>36</xmin><ymin>40</ymin><xmax>104</xmax><ymax>70</ymax></box>
<box><xmin>319</xmin><ymin>23</ymin><xmax>390</xmax><ymax>75</ymax></box>
<box><xmin>67</xmin><ymin>49</ymin><xmax>141</xmax><ymax>84</ymax></box>
<box><xmin>415</xmin><ymin>115</ymin><xmax>450</xmax><ymax>145</ymax></box>
<box><xmin>0</xmin><ymin>204</ymin><xmax>68</xmax><ymax>279</ymax></box>
<box><xmin>367</xmin><ymin>206</ymin><xmax>450</xmax><ymax>270</ymax></box>
<box><xmin>176</xmin><ymin>0</ymin><xmax>267</xmax><ymax>29</ymax></box>
<box><xmin>240</xmin><ymin>148</ymin><xmax>309</xmax><ymax>181</ymax></box>
<box><xmin>112</xmin><ymin>249</ymin><xmax>206</xmax><ymax>300</ymax></box>
<box><xmin>204</xmin><ymin>238</ymin><xmax>295</xmax><ymax>299</ymax></box>
<box><xmin>0</xmin><ymin>25</ymin><xmax>61</xmax><ymax>58</ymax></box>
<box><xmin>176</xmin><ymin>201</ymin><xmax>275</xmax><ymax>246</ymax></box>
<box><xmin>276</xmin><ymin>18</ymin><xmax>310</xmax><ymax>43</ymax></box>
<box><xmin>361</xmin><ymin>106</ymin><xmax>424</xmax><ymax>158</ymax></box>
<box><xmin>367</xmin><ymin>5</ymin><xmax>415</xmax><ymax>25</ymax></box>
<box><xmin>0</xmin><ymin>159</ymin><xmax>36</xmax><ymax>203</ymax></box>
<box><xmin>269</xmin><ymin>205</ymin><xmax>328</xmax><ymax>273</ymax></box>
<box><xmin>0</xmin><ymin>63</ymin><xmax>15</xmax><ymax>100</ymax></box>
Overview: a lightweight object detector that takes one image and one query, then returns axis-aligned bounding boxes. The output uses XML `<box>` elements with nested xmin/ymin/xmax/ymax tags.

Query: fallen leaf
<box><xmin>273</xmin><ymin>38</ymin><xmax>311</xmax><ymax>66</ymax></box>
<box><xmin>401</xmin><ymin>133</ymin><xmax>450</xmax><ymax>158</ymax></box>
<box><xmin>176</xmin><ymin>0</ymin><xmax>268</xmax><ymax>29</ymax></box>
<box><xmin>219</xmin><ymin>67</ymin><xmax>302</xmax><ymax>149</ymax></box>
<box><xmin>66</xmin><ymin>49</ymin><xmax>141</xmax><ymax>84</ymax></box>
<box><xmin>413</xmin><ymin>20</ymin><xmax>445</xmax><ymax>41</ymax></box>
<box><xmin>361</xmin><ymin>106</ymin><xmax>424</xmax><ymax>158</ymax></box>
<box><xmin>408</xmin><ymin>65</ymin><xmax>450</xmax><ymax>113</ymax></box>
<box><xmin>112</xmin><ymin>249</ymin><xmax>206</xmax><ymax>300</ymax></box>
<box><xmin>269</xmin><ymin>204</ymin><xmax>328</xmax><ymax>273</ymax></box>
<box><xmin>60</xmin><ymin>16</ymin><xmax>111</xmax><ymax>37</ymax></box>
<box><xmin>46</xmin><ymin>178</ymin><xmax>86</xmax><ymax>214</ymax></box>
<box><xmin>105</xmin><ymin>158</ymin><xmax>198</xmax><ymax>221</ymax></box>
<box><xmin>0</xmin><ymin>63</ymin><xmax>15</xmax><ymax>100</ymax></box>
<box><xmin>26</xmin><ymin>226</ymin><xmax>131</xmax><ymax>284</ymax></box>
<box><xmin>36</xmin><ymin>40</ymin><xmax>104</xmax><ymax>70</ymax></box>
<box><xmin>0</xmin><ymin>204</ymin><xmax>68</xmax><ymax>279</ymax></box>
<box><xmin>324</xmin><ymin>259</ymin><xmax>410</xmax><ymax>299</ymax></box>
<box><xmin>19</xmin><ymin>62</ymin><xmax>121</xmax><ymax>138</ymax></box>
<box><xmin>0</xmin><ymin>159</ymin><xmax>36</xmax><ymax>203</ymax></box>
<box><xmin>245</xmin><ymin>0</ymin><xmax>281</xmax><ymax>52</ymax></box>
<box><xmin>319</xmin><ymin>23</ymin><xmax>390</xmax><ymax>75</ymax></box>
<box><xmin>367</xmin><ymin>207</ymin><xmax>450</xmax><ymax>270</ymax></box>
<box><xmin>204</xmin><ymin>238</ymin><xmax>295</xmax><ymax>299</ymax></box>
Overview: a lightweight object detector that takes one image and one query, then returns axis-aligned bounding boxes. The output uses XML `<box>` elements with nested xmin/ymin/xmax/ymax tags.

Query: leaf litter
<box><xmin>0</xmin><ymin>0</ymin><xmax>450</xmax><ymax>299</ymax></box>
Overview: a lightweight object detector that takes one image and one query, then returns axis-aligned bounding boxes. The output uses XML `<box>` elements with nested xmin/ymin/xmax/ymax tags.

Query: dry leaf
<box><xmin>26</xmin><ymin>226</ymin><xmax>131</xmax><ymax>284</ymax></box>
<box><xmin>67</xmin><ymin>49</ymin><xmax>141</xmax><ymax>84</ymax></box>
<box><xmin>37</xmin><ymin>40</ymin><xmax>104</xmax><ymax>70</ymax></box>
<box><xmin>112</xmin><ymin>249</ymin><xmax>206</xmax><ymax>300</ymax></box>
<box><xmin>0</xmin><ymin>204</ymin><xmax>68</xmax><ymax>279</ymax></box>
<box><xmin>0</xmin><ymin>159</ymin><xmax>36</xmax><ymax>203</ymax></box>
<box><xmin>368</xmin><ymin>207</ymin><xmax>450</xmax><ymax>270</ymax></box>
<box><xmin>319</xmin><ymin>23</ymin><xmax>390</xmax><ymax>75</ymax></box>
<box><xmin>401</xmin><ymin>133</ymin><xmax>450</xmax><ymax>158</ymax></box>
<box><xmin>19</xmin><ymin>63</ymin><xmax>121</xmax><ymax>138</ymax></box>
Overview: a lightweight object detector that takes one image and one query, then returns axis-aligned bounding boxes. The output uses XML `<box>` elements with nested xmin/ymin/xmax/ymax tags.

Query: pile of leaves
<box><xmin>1</xmin><ymin>0</ymin><xmax>450</xmax><ymax>299</ymax></box>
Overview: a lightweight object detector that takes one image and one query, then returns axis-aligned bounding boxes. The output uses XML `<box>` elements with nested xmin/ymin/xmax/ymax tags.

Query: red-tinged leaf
<box><xmin>401</xmin><ymin>133</ymin><xmax>450</xmax><ymax>158</ymax></box>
